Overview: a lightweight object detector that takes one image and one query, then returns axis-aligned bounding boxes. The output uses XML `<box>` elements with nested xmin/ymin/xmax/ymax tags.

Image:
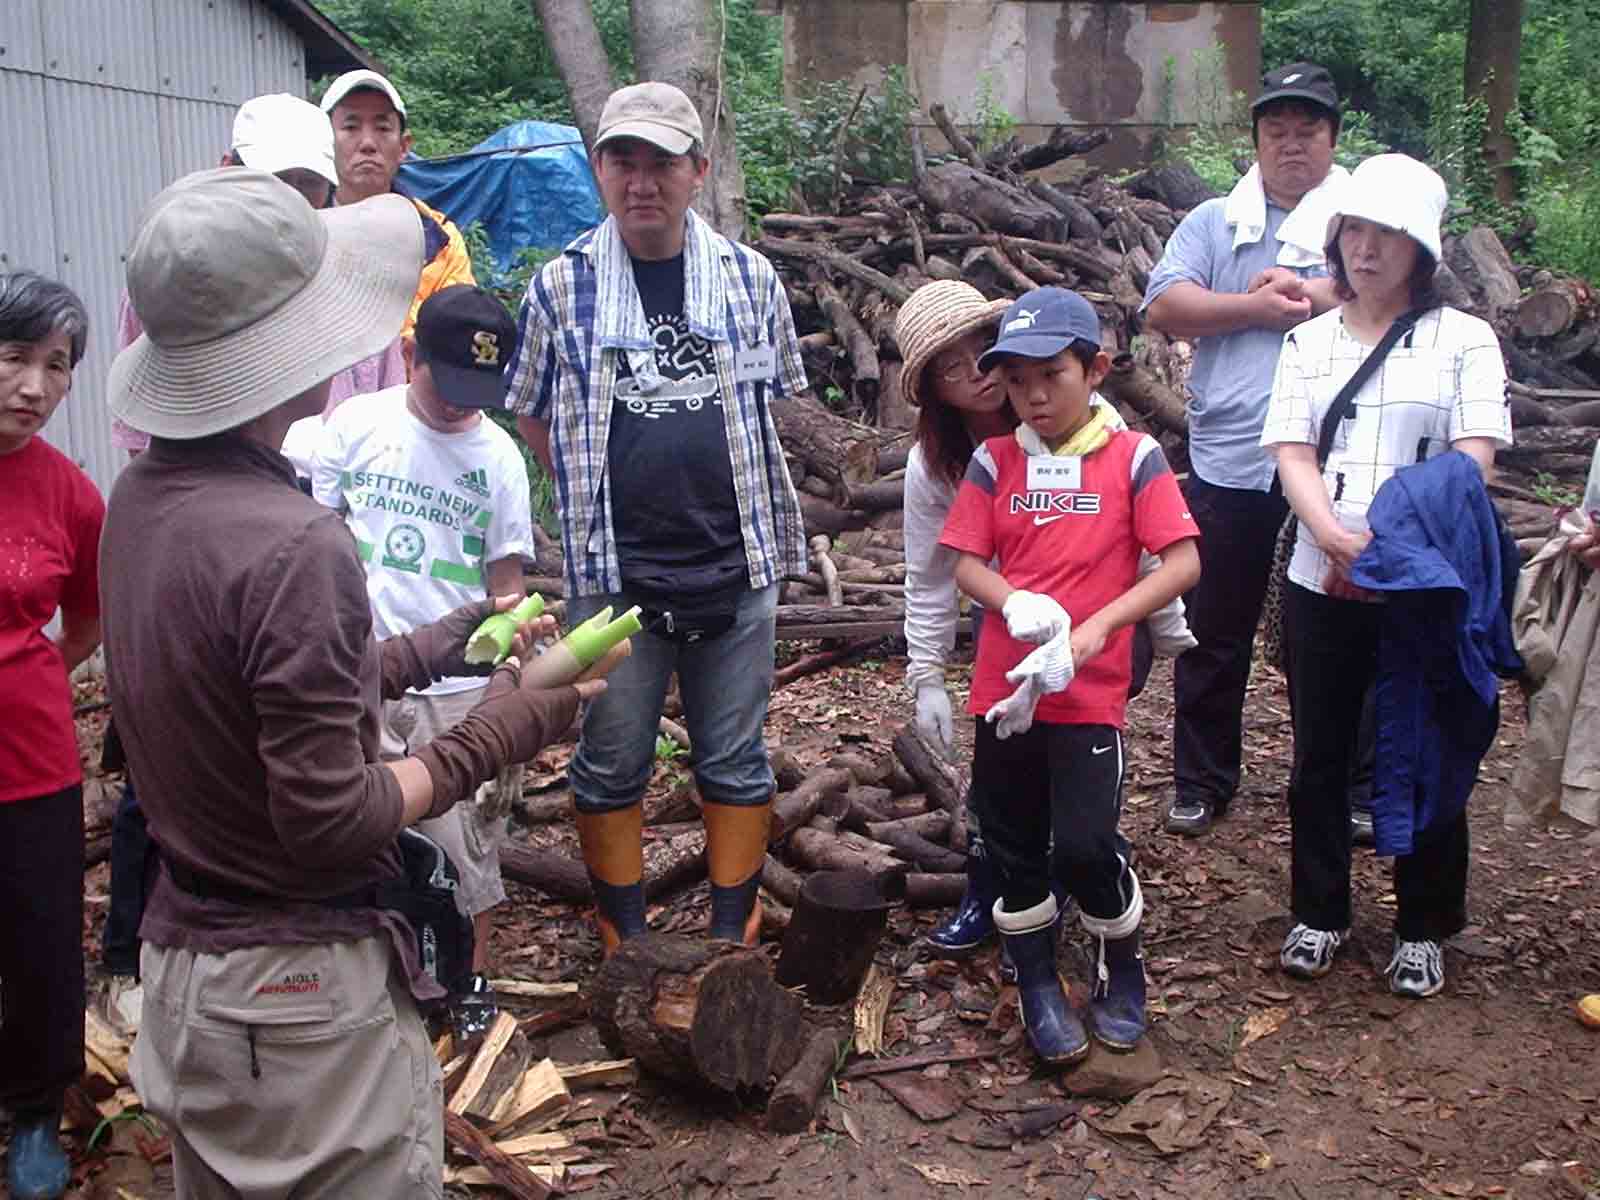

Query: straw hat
<box><xmin>109</xmin><ymin>168</ymin><xmax>422</xmax><ymax>439</ymax></box>
<box><xmin>896</xmin><ymin>281</ymin><xmax>1010</xmax><ymax>407</ymax></box>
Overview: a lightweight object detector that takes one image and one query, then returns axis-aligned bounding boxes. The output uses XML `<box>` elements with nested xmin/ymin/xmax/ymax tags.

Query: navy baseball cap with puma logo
<box><xmin>414</xmin><ymin>284</ymin><xmax>517</xmax><ymax>410</ymax></box>
<box><xmin>977</xmin><ymin>287</ymin><xmax>1103</xmax><ymax>372</ymax></box>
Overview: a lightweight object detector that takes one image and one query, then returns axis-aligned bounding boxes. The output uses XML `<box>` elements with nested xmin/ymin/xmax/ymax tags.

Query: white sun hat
<box><xmin>109</xmin><ymin>168</ymin><xmax>422</xmax><ymax>439</ymax></box>
<box><xmin>1324</xmin><ymin>153</ymin><xmax>1448</xmax><ymax>262</ymax></box>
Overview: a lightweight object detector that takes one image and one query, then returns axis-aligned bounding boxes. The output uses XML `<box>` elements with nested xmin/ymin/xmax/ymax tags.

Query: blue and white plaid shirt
<box><xmin>505</xmin><ymin>210</ymin><xmax>810</xmax><ymax>598</ymax></box>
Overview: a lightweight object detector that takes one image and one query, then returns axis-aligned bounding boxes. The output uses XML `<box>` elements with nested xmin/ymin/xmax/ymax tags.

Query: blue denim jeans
<box><xmin>567</xmin><ymin>584</ymin><xmax>778</xmax><ymax>813</ymax></box>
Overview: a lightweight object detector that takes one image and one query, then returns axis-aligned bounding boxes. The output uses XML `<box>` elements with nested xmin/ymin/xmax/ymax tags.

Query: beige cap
<box><xmin>110</xmin><ymin>169</ymin><xmax>423</xmax><ymax>439</ymax></box>
<box><xmin>319</xmin><ymin>69</ymin><xmax>407</xmax><ymax>119</ymax></box>
<box><xmin>594</xmin><ymin>82</ymin><xmax>703</xmax><ymax>155</ymax></box>
<box><xmin>232</xmin><ymin>93</ymin><xmax>338</xmax><ymax>187</ymax></box>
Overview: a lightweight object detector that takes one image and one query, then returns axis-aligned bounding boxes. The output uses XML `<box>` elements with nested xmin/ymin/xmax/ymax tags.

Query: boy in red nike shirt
<box><xmin>940</xmin><ymin>287</ymin><xmax>1200</xmax><ymax>1066</ymax></box>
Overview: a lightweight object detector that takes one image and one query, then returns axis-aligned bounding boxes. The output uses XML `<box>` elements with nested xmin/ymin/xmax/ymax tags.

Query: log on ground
<box><xmin>590</xmin><ymin>934</ymin><xmax>806</xmax><ymax>1092</ymax></box>
<box><xmin>767</xmin><ymin>1026</ymin><xmax>849</xmax><ymax>1134</ymax></box>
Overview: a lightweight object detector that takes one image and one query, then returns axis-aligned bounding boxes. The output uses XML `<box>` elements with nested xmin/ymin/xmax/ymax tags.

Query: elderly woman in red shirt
<box><xmin>0</xmin><ymin>271</ymin><xmax>102</xmax><ymax>1199</ymax></box>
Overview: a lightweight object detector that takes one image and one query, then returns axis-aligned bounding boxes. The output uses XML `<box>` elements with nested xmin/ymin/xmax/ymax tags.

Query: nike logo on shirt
<box><xmin>1033</xmin><ymin>514</ymin><xmax>1065</xmax><ymax>527</ymax></box>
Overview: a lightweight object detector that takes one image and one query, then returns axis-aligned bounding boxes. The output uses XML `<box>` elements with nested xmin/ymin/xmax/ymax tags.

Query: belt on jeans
<box><xmin>165</xmin><ymin>861</ymin><xmax>377</xmax><ymax>910</ymax></box>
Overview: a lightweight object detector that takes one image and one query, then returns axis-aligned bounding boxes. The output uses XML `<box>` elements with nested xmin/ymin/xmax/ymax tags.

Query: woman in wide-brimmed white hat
<box><xmin>1263</xmin><ymin>153</ymin><xmax>1513</xmax><ymax>998</ymax></box>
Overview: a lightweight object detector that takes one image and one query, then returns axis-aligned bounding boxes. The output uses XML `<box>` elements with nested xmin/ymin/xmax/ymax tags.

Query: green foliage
<box><xmin>737</xmin><ymin>67</ymin><xmax>919</xmax><ymax>218</ymax></box>
<box><xmin>969</xmin><ymin>72</ymin><xmax>1018</xmax><ymax>154</ymax></box>
<box><xmin>1528</xmin><ymin>180</ymin><xmax>1600</xmax><ymax>288</ymax></box>
<box><xmin>654</xmin><ymin>733</ymin><xmax>686</xmax><ymax>762</ymax></box>
<box><xmin>1532</xmin><ymin>470</ymin><xmax>1582</xmax><ymax>509</ymax></box>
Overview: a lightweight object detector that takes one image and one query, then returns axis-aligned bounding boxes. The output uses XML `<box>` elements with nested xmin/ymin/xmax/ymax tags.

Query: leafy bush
<box><xmin>1528</xmin><ymin>179</ymin><xmax>1600</xmax><ymax>285</ymax></box>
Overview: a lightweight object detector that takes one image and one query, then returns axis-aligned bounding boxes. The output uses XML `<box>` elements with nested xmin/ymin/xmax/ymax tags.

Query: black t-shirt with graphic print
<box><xmin>607</xmin><ymin>253</ymin><xmax>746</xmax><ymax>596</ymax></box>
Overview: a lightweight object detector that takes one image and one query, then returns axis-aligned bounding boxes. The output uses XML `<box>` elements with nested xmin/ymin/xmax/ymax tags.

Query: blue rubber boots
<box><xmin>6</xmin><ymin>1106</ymin><xmax>69</xmax><ymax>1199</ymax></box>
<box><xmin>994</xmin><ymin>894</ymin><xmax>1089</xmax><ymax>1065</ymax></box>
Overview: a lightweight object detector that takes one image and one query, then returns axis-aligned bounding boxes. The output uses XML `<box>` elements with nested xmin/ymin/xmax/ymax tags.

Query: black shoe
<box><xmin>450</xmin><ymin>974</ymin><xmax>498</xmax><ymax>1045</ymax></box>
<box><xmin>1350</xmin><ymin>809</ymin><xmax>1375</xmax><ymax>846</ymax></box>
<box><xmin>1165</xmin><ymin>797</ymin><xmax>1222</xmax><ymax>836</ymax></box>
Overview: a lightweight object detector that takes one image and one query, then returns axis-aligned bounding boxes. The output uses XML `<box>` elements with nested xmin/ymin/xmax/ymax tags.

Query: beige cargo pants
<box><xmin>132</xmin><ymin>935</ymin><xmax>443</xmax><ymax>1199</ymax></box>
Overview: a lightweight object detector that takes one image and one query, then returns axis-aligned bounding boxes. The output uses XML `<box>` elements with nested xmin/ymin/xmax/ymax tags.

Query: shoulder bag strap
<box><xmin>1314</xmin><ymin>308</ymin><xmax>1429</xmax><ymax>469</ymax></box>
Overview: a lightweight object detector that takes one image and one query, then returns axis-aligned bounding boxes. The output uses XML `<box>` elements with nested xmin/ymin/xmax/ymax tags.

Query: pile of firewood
<box><xmin>502</xmin><ymin>725</ymin><xmax>972</xmax><ymax>924</ymax></box>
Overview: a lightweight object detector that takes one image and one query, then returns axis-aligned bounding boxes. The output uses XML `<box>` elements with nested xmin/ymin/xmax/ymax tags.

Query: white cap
<box><xmin>319</xmin><ymin>69</ymin><xmax>407</xmax><ymax>120</ymax></box>
<box><xmin>1324</xmin><ymin>153</ymin><xmax>1447</xmax><ymax>263</ymax></box>
<box><xmin>231</xmin><ymin>93</ymin><xmax>339</xmax><ymax>187</ymax></box>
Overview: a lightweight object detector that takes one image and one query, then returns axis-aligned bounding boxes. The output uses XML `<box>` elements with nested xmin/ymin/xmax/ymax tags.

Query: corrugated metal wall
<box><xmin>0</xmin><ymin>0</ymin><xmax>311</xmax><ymax>498</ymax></box>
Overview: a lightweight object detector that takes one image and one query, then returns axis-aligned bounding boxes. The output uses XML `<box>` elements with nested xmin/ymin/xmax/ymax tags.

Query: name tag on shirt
<box><xmin>734</xmin><ymin>344</ymin><xmax>777</xmax><ymax>385</ymax></box>
<box><xmin>1026</xmin><ymin>455</ymin><xmax>1083</xmax><ymax>491</ymax></box>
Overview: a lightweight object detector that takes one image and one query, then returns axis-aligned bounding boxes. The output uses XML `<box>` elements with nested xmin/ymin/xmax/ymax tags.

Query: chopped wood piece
<box><xmin>839</xmin><ymin>784</ymin><xmax>895</xmax><ymax>829</ymax></box>
<box><xmin>444</xmin><ymin>1110</ymin><xmax>558</xmax><ymax>1200</ymax></box>
<box><xmin>488</xmin><ymin>1058</ymin><xmax>572</xmax><ymax>1133</ymax></box>
<box><xmin>767</xmin><ymin>1027</ymin><xmax>848</xmax><ymax>1134</ymax></box>
<box><xmin>864</xmin><ymin>810</ymin><xmax>950</xmax><ymax>843</ymax></box>
<box><xmin>556</xmin><ymin>1059</ymin><xmax>638</xmax><ymax>1091</ymax></box>
<box><xmin>490</xmin><ymin>980</ymin><xmax>582</xmax><ymax>1001</ymax></box>
<box><xmin>591</xmin><ymin>936</ymin><xmax>806</xmax><ymax>1091</ymax></box>
<box><xmin>449</xmin><ymin>1011</ymin><xmax>525</xmax><ymax>1120</ymax></box>
<box><xmin>809</xmin><ymin>533</ymin><xmax>844</xmax><ymax>606</ymax></box>
<box><xmin>84</xmin><ymin>1009</ymin><xmax>131</xmax><ymax>1083</ymax></box>
<box><xmin>853</xmin><ymin>965</ymin><xmax>894</xmax><ymax>1056</ymax></box>
<box><xmin>871</xmin><ymin>824</ymin><xmax>965</xmax><ymax>873</ymax></box>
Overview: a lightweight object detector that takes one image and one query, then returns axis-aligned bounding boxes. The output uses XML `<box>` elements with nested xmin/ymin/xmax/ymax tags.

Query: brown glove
<box><xmin>379</xmin><ymin>597</ymin><xmax>498</xmax><ymax>700</ymax></box>
<box><xmin>413</xmin><ymin>662</ymin><xmax>581</xmax><ymax>818</ymax></box>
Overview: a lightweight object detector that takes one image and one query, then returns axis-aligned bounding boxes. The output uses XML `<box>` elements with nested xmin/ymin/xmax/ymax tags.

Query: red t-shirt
<box><xmin>939</xmin><ymin>429</ymin><xmax>1198</xmax><ymax>728</ymax></box>
<box><xmin>0</xmin><ymin>437</ymin><xmax>104</xmax><ymax>802</ymax></box>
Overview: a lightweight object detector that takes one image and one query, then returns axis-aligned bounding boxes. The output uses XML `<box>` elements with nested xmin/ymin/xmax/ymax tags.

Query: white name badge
<box><xmin>734</xmin><ymin>344</ymin><xmax>777</xmax><ymax>384</ymax></box>
<box><xmin>1026</xmin><ymin>455</ymin><xmax>1083</xmax><ymax>491</ymax></box>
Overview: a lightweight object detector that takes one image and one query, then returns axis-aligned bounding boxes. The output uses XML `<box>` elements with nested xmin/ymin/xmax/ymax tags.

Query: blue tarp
<box><xmin>395</xmin><ymin>120</ymin><xmax>602</xmax><ymax>284</ymax></box>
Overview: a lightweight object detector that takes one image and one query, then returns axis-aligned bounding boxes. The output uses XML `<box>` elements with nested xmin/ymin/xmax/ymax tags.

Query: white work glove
<box><xmin>1006</xmin><ymin>618</ymin><xmax>1075</xmax><ymax>694</ymax></box>
<box><xmin>1002</xmin><ymin>590</ymin><xmax>1068</xmax><ymax>645</ymax></box>
<box><xmin>914</xmin><ymin>683</ymin><xmax>955</xmax><ymax>759</ymax></box>
<box><xmin>985</xmin><ymin>676</ymin><xmax>1042</xmax><ymax>740</ymax></box>
<box><xmin>1137</xmin><ymin>551</ymin><xmax>1198</xmax><ymax>658</ymax></box>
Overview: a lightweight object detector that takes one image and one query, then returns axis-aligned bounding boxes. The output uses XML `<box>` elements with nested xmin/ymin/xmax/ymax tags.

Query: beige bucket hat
<box><xmin>895</xmin><ymin>280</ymin><xmax>1010</xmax><ymax>408</ymax></box>
<box><xmin>109</xmin><ymin>168</ymin><xmax>422</xmax><ymax>439</ymax></box>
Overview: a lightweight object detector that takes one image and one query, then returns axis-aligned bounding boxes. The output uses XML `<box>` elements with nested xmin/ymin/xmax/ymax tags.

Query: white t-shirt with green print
<box><xmin>311</xmin><ymin>385</ymin><xmax>534</xmax><ymax>695</ymax></box>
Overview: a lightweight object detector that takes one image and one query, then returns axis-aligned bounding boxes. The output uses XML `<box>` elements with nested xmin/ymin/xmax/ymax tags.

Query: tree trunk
<box><xmin>528</xmin><ymin>0</ymin><xmax>614</xmax><ymax>151</ymax></box>
<box><xmin>631</xmin><ymin>0</ymin><xmax>748</xmax><ymax>239</ymax></box>
<box><xmin>1464</xmin><ymin>0</ymin><xmax>1525</xmax><ymax>207</ymax></box>
<box><xmin>590</xmin><ymin>935</ymin><xmax>806</xmax><ymax>1091</ymax></box>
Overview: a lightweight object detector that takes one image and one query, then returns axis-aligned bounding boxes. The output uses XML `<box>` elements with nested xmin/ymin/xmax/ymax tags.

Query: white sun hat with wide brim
<box><xmin>1322</xmin><ymin>152</ymin><xmax>1447</xmax><ymax>263</ymax></box>
<box><xmin>109</xmin><ymin>168</ymin><xmax>422</xmax><ymax>440</ymax></box>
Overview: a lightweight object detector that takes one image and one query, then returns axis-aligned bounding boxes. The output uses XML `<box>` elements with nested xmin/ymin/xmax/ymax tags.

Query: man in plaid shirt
<box><xmin>507</xmin><ymin>82</ymin><xmax>807</xmax><ymax>953</ymax></box>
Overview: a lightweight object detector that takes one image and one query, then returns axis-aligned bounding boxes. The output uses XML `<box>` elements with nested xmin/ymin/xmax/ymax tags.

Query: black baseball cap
<box><xmin>414</xmin><ymin>285</ymin><xmax>517</xmax><ymax>410</ymax></box>
<box><xmin>1252</xmin><ymin>62</ymin><xmax>1339</xmax><ymax>115</ymax></box>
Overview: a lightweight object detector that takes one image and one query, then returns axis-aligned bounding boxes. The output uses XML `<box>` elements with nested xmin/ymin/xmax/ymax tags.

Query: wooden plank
<box><xmin>493</xmin><ymin>1130</ymin><xmax>574</xmax><ymax>1157</ymax></box>
<box><xmin>489</xmin><ymin>980</ymin><xmax>582</xmax><ymax>1001</ymax></box>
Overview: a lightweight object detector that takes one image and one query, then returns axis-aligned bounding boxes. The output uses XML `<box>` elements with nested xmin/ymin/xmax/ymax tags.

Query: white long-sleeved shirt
<box><xmin>903</xmin><ymin>441</ymin><xmax>964</xmax><ymax>691</ymax></box>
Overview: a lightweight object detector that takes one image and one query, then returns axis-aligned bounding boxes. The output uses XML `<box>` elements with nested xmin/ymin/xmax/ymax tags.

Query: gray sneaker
<box><xmin>1280</xmin><ymin>923</ymin><xmax>1347</xmax><ymax>979</ymax></box>
<box><xmin>1165</xmin><ymin>798</ymin><xmax>1219</xmax><ymax>836</ymax></box>
<box><xmin>1350</xmin><ymin>809</ymin><xmax>1376</xmax><ymax>845</ymax></box>
<box><xmin>1385</xmin><ymin>938</ymin><xmax>1444</xmax><ymax>998</ymax></box>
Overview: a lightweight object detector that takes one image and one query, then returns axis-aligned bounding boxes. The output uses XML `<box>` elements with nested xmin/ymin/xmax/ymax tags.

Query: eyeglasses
<box><xmin>932</xmin><ymin>350</ymin><xmax>986</xmax><ymax>383</ymax></box>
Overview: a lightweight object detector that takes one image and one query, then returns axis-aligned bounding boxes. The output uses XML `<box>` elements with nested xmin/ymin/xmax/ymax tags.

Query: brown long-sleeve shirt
<box><xmin>101</xmin><ymin>434</ymin><xmax>425</xmax><ymax>973</ymax></box>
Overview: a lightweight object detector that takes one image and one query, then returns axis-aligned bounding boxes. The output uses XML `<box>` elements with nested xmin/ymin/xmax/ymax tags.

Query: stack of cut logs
<box><xmin>520</xmin><ymin>111</ymin><xmax>1599</xmax><ymax>612</ymax></box>
<box><xmin>502</xmin><ymin>725</ymin><xmax>973</xmax><ymax>924</ymax></box>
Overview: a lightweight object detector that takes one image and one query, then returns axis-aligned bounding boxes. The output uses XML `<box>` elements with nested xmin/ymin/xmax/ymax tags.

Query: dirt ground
<box><xmin>12</xmin><ymin>648</ymin><xmax>1600</xmax><ymax>1200</ymax></box>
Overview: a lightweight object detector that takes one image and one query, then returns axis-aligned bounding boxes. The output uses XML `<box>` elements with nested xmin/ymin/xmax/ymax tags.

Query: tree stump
<box><xmin>591</xmin><ymin>935</ymin><xmax>806</xmax><ymax>1093</ymax></box>
<box><xmin>775</xmin><ymin>869</ymin><xmax>898</xmax><ymax>1005</ymax></box>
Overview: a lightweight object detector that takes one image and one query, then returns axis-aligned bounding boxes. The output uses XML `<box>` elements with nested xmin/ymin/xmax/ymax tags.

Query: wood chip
<box><xmin>853</xmin><ymin>965</ymin><xmax>894</xmax><ymax>1056</ymax></box>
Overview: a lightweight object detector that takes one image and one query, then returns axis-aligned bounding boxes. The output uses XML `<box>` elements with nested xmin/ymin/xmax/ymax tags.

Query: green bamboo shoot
<box><xmin>463</xmin><ymin>594</ymin><xmax>546</xmax><ymax>666</ymax></box>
